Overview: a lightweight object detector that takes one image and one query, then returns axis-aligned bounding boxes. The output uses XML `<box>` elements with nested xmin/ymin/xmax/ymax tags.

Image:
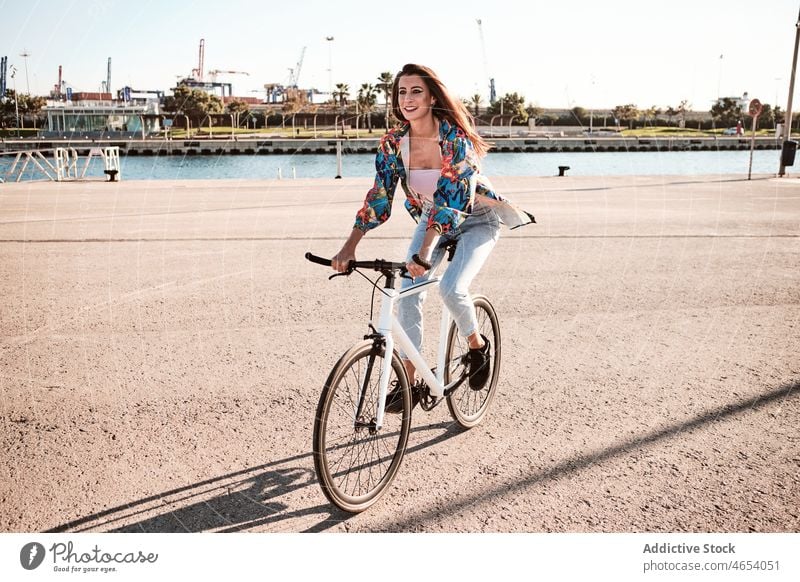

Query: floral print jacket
<box><xmin>354</xmin><ymin>119</ymin><xmax>535</xmax><ymax>234</ymax></box>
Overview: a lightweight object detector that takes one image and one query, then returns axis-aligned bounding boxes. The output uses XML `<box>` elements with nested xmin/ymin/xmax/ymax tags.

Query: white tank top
<box><xmin>408</xmin><ymin>169</ymin><xmax>440</xmax><ymax>203</ymax></box>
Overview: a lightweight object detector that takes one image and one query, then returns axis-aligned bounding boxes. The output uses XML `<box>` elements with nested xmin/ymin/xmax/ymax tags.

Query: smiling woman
<box><xmin>331</xmin><ymin>63</ymin><xmax>535</xmax><ymax>398</ymax></box>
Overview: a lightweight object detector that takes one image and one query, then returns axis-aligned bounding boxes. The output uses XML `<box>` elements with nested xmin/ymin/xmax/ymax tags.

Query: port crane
<box><xmin>207</xmin><ymin>70</ymin><xmax>249</xmax><ymax>82</ymax></box>
<box><xmin>287</xmin><ymin>46</ymin><xmax>306</xmax><ymax>88</ymax></box>
<box><xmin>191</xmin><ymin>39</ymin><xmax>205</xmax><ymax>81</ymax></box>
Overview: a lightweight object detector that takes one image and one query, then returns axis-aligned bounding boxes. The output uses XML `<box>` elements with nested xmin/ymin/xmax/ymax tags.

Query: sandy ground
<box><xmin>0</xmin><ymin>173</ymin><xmax>798</xmax><ymax>533</ymax></box>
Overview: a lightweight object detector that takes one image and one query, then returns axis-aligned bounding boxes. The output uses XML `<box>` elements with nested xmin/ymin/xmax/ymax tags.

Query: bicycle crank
<box><xmin>418</xmin><ymin>384</ymin><xmax>442</xmax><ymax>412</ymax></box>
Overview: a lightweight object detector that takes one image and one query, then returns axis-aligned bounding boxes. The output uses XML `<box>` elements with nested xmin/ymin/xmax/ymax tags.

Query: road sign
<box><xmin>748</xmin><ymin>99</ymin><xmax>763</xmax><ymax>180</ymax></box>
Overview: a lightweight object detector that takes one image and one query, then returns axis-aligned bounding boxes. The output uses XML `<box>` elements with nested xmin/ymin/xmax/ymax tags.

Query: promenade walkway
<box><xmin>1</xmin><ymin>174</ymin><xmax>798</xmax><ymax>532</ymax></box>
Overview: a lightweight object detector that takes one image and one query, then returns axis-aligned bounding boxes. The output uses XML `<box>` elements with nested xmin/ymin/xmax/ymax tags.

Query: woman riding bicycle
<box><xmin>331</xmin><ymin>63</ymin><xmax>534</xmax><ymax>404</ymax></box>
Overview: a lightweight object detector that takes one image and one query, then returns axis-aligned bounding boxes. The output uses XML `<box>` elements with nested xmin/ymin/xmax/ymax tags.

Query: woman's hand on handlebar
<box><xmin>331</xmin><ymin>247</ymin><xmax>356</xmax><ymax>273</ymax></box>
<box><xmin>332</xmin><ymin>228</ymin><xmax>365</xmax><ymax>273</ymax></box>
<box><xmin>405</xmin><ymin>260</ymin><xmax>427</xmax><ymax>279</ymax></box>
<box><xmin>405</xmin><ymin>228</ymin><xmax>437</xmax><ymax>279</ymax></box>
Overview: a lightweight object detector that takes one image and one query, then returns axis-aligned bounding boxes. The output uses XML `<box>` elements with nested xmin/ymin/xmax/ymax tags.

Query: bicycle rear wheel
<box><xmin>445</xmin><ymin>295</ymin><xmax>501</xmax><ymax>428</ymax></box>
<box><xmin>312</xmin><ymin>340</ymin><xmax>411</xmax><ymax>513</ymax></box>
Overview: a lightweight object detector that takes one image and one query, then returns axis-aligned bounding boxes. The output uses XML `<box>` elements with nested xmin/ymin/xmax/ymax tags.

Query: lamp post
<box><xmin>589</xmin><ymin>76</ymin><xmax>596</xmax><ymax>134</ymax></box>
<box><xmin>779</xmin><ymin>8</ymin><xmax>800</xmax><ymax>177</ymax></box>
<box><xmin>325</xmin><ymin>36</ymin><xmax>334</xmax><ymax>103</ymax></box>
<box><xmin>20</xmin><ymin>50</ymin><xmax>31</xmax><ymax>95</ymax></box>
<box><xmin>10</xmin><ymin>66</ymin><xmax>20</xmax><ymax>135</ymax></box>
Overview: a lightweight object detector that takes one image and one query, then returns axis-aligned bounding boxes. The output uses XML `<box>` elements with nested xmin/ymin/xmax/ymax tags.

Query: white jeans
<box><xmin>397</xmin><ymin>203</ymin><xmax>500</xmax><ymax>358</ymax></box>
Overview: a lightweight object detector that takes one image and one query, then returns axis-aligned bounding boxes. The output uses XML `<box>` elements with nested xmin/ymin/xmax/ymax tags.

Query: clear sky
<box><xmin>2</xmin><ymin>0</ymin><xmax>798</xmax><ymax>111</ymax></box>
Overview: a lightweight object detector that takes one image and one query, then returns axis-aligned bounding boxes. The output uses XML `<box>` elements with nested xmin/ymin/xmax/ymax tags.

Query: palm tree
<box><xmin>677</xmin><ymin>99</ymin><xmax>690</xmax><ymax>129</ymax></box>
<box><xmin>611</xmin><ymin>104</ymin><xmax>640</xmax><ymax>130</ymax></box>
<box><xmin>665</xmin><ymin>106</ymin><xmax>677</xmax><ymax>127</ymax></box>
<box><xmin>642</xmin><ymin>106</ymin><xmax>661</xmax><ymax>127</ymax></box>
<box><xmin>334</xmin><ymin>83</ymin><xmax>349</xmax><ymax>109</ymax></box>
<box><xmin>470</xmin><ymin>94</ymin><xmax>483</xmax><ymax>117</ymax></box>
<box><xmin>226</xmin><ymin>99</ymin><xmax>250</xmax><ymax>129</ymax></box>
<box><xmin>377</xmin><ymin>71</ymin><xmax>394</xmax><ymax>129</ymax></box>
<box><xmin>358</xmin><ymin>83</ymin><xmax>377</xmax><ymax>133</ymax></box>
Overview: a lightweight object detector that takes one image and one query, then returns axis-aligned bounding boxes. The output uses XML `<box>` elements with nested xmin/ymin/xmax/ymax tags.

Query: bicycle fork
<box><xmin>371</xmin><ymin>287</ymin><xmax>399</xmax><ymax>431</ymax></box>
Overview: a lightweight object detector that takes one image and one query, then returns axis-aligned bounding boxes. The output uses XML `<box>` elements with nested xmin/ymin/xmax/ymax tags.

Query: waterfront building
<box><xmin>43</xmin><ymin>94</ymin><xmax>161</xmax><ymax>138</ymax></box>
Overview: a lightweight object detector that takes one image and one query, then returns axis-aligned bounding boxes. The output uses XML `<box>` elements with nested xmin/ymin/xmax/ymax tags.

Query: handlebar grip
<box><xmin>412</xmin><ymin>253</ymin><xmax>432</xmax><ymax>270</ymax></box>
<box><xmin>305</xmin><ymin>252</ymin><xmax>333</xmax><ymax>267</ymax></box>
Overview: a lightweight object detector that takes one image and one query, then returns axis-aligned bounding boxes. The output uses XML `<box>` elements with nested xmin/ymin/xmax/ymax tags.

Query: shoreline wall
<box><xmin>0</xmin><ymin>136</ymin><xmax>782</xmax><ymax>156</ymax></box>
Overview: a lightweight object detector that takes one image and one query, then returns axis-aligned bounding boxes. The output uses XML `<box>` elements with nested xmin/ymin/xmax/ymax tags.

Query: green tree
<box><xmin>470</xmin><ymin>94</ymin><xmax>483</xmax><ymax>117</ymax></box>
<box><xmin>710</xmin><ymin>97</ymin><xmax>742</xmax><ymax>128</ymax></box>
<box><xmin>526</xmin><ymin>104</ymin><xmax>543</xmax><ymax>122</ymax></box>
<box><xmin>538</xmin><ymin>113</ymin><xmax>559</xmax><ymax>126</ymax></box>
<box><xmin>772</xmin><ymin>104</ymin><xmax>784</xmax><ymax>126</ymax></box>
<box><xmin>226</xmin><ymin>99</ymin><xmax>250</xmax><ymax>129</ymax></box>
<box><xmin>664</xmin><ymin>106</ymin><xmax>677</xmax><ymax>126</ymax></box>
<box><xmin>571</xmin><ymin>106</ymin><xmax>588</xmax><ymax>125</ymax></box>
<box><xmin>611</xmin><ymin>104</ymin><xmax>640</xmax><ymax>129</ymax></box>
<box><xmin>1</xmin><ymin>90</ymin><xmax>46</xmax><ymax>129</ymax></box>
<box><xmin>487</xmin><ymin>92</ymin><xmax>528</xmax><ymax>122</ymax></box>
<box><xmin>376</xmin><ymin>71</ymin><xmax>394</xmax><ymax>129</ymax></box>
<box><xmin>746</xmin><ymin>103</ymin><xmax>783</xmax><ymax>131</ymax></box>
<box><xmin>163</xmin><ymin>85</ymin><xmax>223</xmax><ymax>129</ymax></box>
<box><xmin>357</xmin><ymin>83</ymin><xmax>377</xmax><ymax>132</ymax></box>
<box><xmin>676</xmin><ymin>100</ymin><xmax>691</xmax><ymax>128</ymax></box>
<box><xmin>0</xmin><ymin>89</ymin><xmax>19</xmax><ymax>128</ymax></box>
<box><xmin>19</xmin><ymin>93</ymin><xmax>47</xmax><ymax>128</ymax></box>
<box><xmin>333</xmin><ymin>83</ymin><xmax>349</xmax><ymax>108</ymax></box>
<box><xmin>642</xmin><ymin>106</ymin><xmax>662</xmax><ymax>126</ymax></box>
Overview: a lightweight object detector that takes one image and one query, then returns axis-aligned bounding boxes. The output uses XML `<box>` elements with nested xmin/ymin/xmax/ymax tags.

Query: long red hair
<box><xmin>391</xmin><ymin>63</ymin><xmax>490</xmax><ymax>157</ymax></box>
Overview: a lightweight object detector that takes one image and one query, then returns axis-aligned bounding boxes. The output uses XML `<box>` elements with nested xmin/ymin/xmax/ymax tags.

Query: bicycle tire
<box><xmin>312</xmin><ymin>340</ymin><xmax>412</xmax><ymax>513</ymax></box>
<box><xmin>444</xmin><ymin>295</ymin><xmax>501</xmax><ymax>428</ymax></box>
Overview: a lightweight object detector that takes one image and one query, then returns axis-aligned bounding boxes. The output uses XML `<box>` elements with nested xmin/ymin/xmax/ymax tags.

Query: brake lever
<box><xmin>327</xmin><ymin>265</ymin><xmax>356</xmax><ymax>281</ymax></box>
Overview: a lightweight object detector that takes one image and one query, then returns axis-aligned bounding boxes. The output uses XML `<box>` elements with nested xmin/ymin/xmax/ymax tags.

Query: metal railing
<box><xmin>0</xmin><ymin>146</ymin><xmax>120</xmax><ymax>183</ymax></box>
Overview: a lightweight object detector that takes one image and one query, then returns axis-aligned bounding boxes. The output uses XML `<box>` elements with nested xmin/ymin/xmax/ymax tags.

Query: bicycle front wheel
<box><xmin>445</xmin><ymin>295</ymin><xmax>501</xmax><ymax>428</ymax></box>
<box><xmin>312</xmin><ymin>340</ymin><xmax>411</xmax><ymax>513</ymax></box>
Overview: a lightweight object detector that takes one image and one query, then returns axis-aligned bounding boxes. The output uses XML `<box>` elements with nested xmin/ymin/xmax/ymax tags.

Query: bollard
<box><xmin>277</xmin><ymin>167</ymin><xmax>282</xmax><ymax>180</ymax></box>
<box><xmin>558</xmin><ymin>165</ymin><xmax>570</xmax><ymax>177</ymax></box>
<box><xmin>292</xmin><ymin>166</ymin><xmax>296</xmax><ymax>179</ymax></box>
<box><xmin>103</xmin><ymin>146</ymin><xmax>121</xmax><ymax>181</ymax></box>
<box><xmin>335</xmin><ymin>140</ymin><xmax>343</xmax><ymax>179</ymax></box>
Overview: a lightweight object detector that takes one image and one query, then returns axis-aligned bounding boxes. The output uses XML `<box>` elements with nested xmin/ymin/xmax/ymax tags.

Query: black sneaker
<box><xmin>466</xmin><ymin>335</ymin><xmax>491</xmax><ymax>391</ymax></box>
<box><xmin>384</xmin><ymin>380</ymin><xmax>421</xmax><ymax>414</ymax></box>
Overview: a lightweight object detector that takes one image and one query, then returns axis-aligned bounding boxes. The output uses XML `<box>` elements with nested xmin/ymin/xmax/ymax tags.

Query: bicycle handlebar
<box><xmin>305</xmin><ymin>252</ymin><xmax>333</xmax><ymax>267</ymax></box>
<box><xmin>305</xmin><ymin>252</ymin><xmax>408</xmax><ymax>274</ymax></box>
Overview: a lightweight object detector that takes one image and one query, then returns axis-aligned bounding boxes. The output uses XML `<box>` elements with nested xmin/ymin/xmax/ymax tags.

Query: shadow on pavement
<box><xmin>46</xmin><ymin>420</ymin><xmax>463</xmax><ymax>533</ymax></box>
<box><xmin>381</xmin><ymin>379</ymin><xmax>799</xmax><ymax>531</ymax></box>
<box><xmin>45</xmin><ymin>380</ymin><xmax>797</xmax><ymax>532</ymax></box>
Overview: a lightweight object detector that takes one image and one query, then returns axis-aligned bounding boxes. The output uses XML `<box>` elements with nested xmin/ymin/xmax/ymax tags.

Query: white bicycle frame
<box><xmin>371</xmin><ymin>275</ymin><xmax>463</xmax><ymax>429</ymax></box>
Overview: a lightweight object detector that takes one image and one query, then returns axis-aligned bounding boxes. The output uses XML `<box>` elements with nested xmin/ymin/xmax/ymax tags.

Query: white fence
<box><xmin>0</xmin><ymin>147</ymin><xmax>121</xmax><ymax>183</ymax></box>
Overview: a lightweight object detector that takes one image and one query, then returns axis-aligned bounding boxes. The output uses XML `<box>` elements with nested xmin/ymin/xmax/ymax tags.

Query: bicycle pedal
<box><xmin>419</xmin><ymin>395</ymin><xmax>439</xmax><ymax>412</ymax></box>
<box><xmin>418</xmin><ymin>385</ymin><xmax>443</xmax><ymax>412</ymax></box>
